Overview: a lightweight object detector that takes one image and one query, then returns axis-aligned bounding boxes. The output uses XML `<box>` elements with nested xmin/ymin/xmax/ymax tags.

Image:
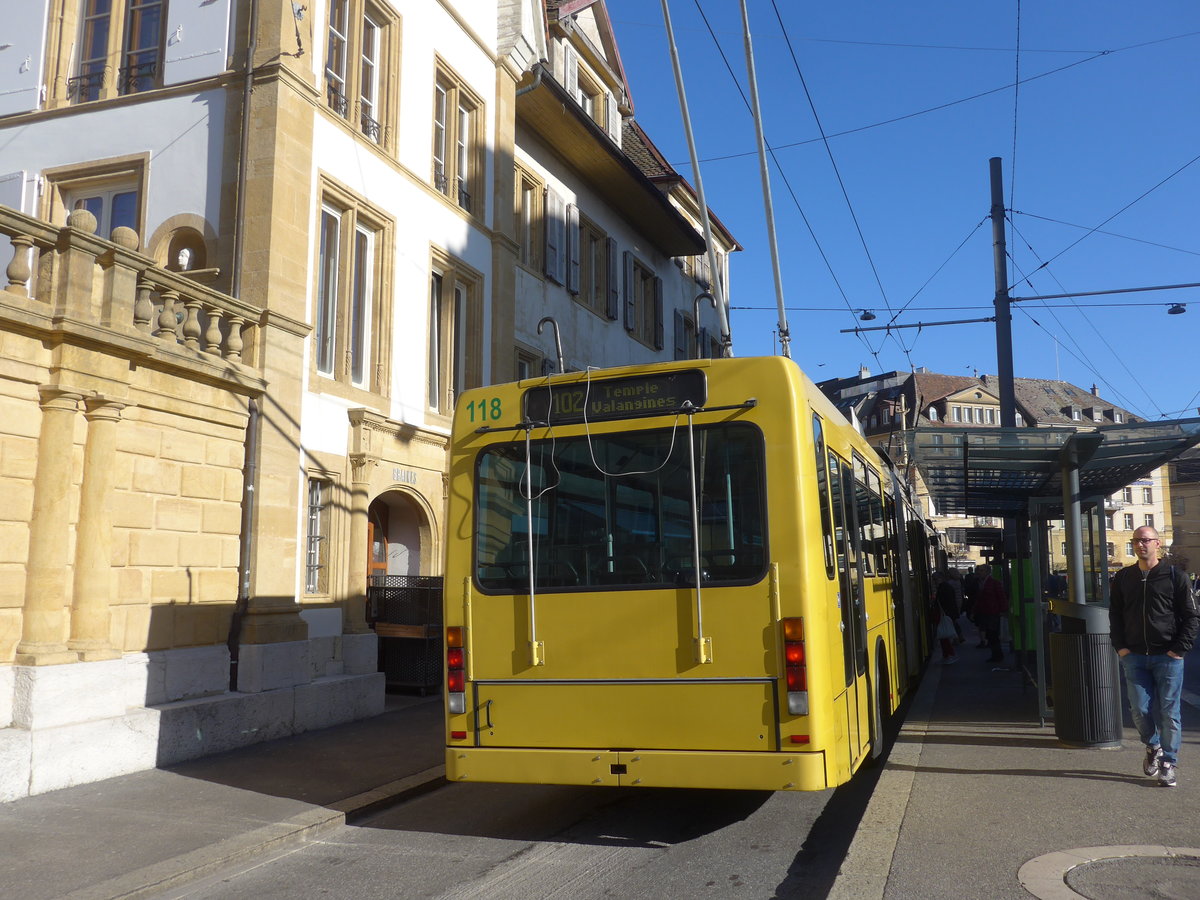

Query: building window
<box><xmin>432</xmin><ymin>63</ymin><xmax>483</xmax><ymax>215</ymax></box>
<box><xmin>576</xmin><ymin>67</ymin><xmax>605</xmax><ymax>128</ymax></box>
<box><xmin>1071</xmin><ymin>408</ymin><xmax>1081</xmax><ymax>421</ymax></box>
<box><xmin>1125</xmin><ymin>541</ymin><xmax>1133</xmax><ymax>557</ymax></box>
<box><xmin>515</xmin><ymin>167</ymin><xmax>544</xmax><ymax>271</ymax></box>
<box><xmin>1115</xmin><ymin>412</ymin><xmax>1124</xmax><ymax>423</ymax></box>
<box><xmin>1106</xmin><ymin>542</ymin><xmax>1115</xmax><ymax>558</ymax></box>
<box><xmin>324</xmin><ymin>0</ymin><xmax>395</xmax><ymax>146</ymax></box>
<box><xmin>305</xmin><ymin>478</ymin><xmax>332</xmax><ymax>594</ymax></box>
<box><xmin>623</xmin><ymin>255</ymin><xmax>663</xmax><ymax>349</ymax></box>
<box><xmin>313</xmin><ymin>184</ymin><xmax>392</xmax><ymax>393</ymax></box>
<box><xmin>1143</xmin><ymin>487</ymin><xmax>1153</xmax><ymax>503</ymax></box>
<box><xmin>1105</xmin><ymin>514</ymin><xmax>1114</xmax><ymax>531</ymax></box>
<box><xmin>1123</xmin><ymin>513</ymin><xmax>1134</xmax><ymax>530</ymax></box>
<box><xmin>428</xmin><ymin>252</ymin><xmax>483</xmax><ymax>415</ymax></box>
<box><xmin>576</xmin><ymin>215</ymin><xmax>607</xmax><ymax>315</ymax></box>
<box><xmin>984</xmin><ymin>408</ymin><xmax>994</xmax><ymax>424</ymax></box>
<box><xmin>1061</xmin><ymin>542</ymin><xmax>1067</xmax><ymax>556</ymax></box>
<box><xmin>1015</xmin><ymin>412</ymin><xmax>1024</xmax><ymax>426</ymax></box>
<box><xmin>928</xmin><ymin>407</ymin><xmax>938</xmax><ymax>421</ymax></box>
<box><xmin>1123</xmin><ymin>487</ymin><xmax>1134</xmax><ymax>504</ymax></box>
<box><xmin>68</xmin><ymin>0</ymin><xmax>166</xmax><ymax>103</ymax></box>
<box><xmin>43</xmin><ymin>155</ymin><xmax>147</xmax><ymax>238</ymax></box>
<box><xmin>951</xmin><ymin>406</ymin><xmax>961</xmax><ymax>422</ymax></box>
<box><xmin>1145</xmin><ymin>514</ymin><xmax>1155</xmax><ymax>528</ymax></box>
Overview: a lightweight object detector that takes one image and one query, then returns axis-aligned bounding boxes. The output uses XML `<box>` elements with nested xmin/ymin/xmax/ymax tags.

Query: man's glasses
<box><xmin>1133</xmin><ymin>538</ymin><xmax>1158</xmax><ymax>544</ymax></box>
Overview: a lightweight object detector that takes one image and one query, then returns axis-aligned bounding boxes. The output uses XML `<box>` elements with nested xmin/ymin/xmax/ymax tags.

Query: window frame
<box><xmin>60</xmin><ymin>0</ymin><xmax>167</xmax><ymax>104</ymax></box>
<box><xmin>432</xmin><ymin>59</ymin><xmax>484</xmax><ymax>218</ymax></box>
<box><xmin>42</xmin><ymin>154</ymin><xmax>148</xmax><ymax>238</ymax></box>
<box><xmin>427</xmin><ymin>248</ymin><xmax>483</xmax><ymax>417</ymax></box>
<box><xmin>515</xmin><ymin>166</ymin><xmax>544</xmax><ymax>273</ymax></box>
<box><xmin>624</xmin><ymin>253</ymin><xmax>663</xmax><ymax>349</ymax></box>
<box><xmin>304</xmin><ymin>476</ymin><xmax>334</xmax><ymax>596</ymax></box>
<box><xmin>322</xmin><ymin>0</ymin><xmax>398</xmax><ymax>149</ymax></box>
<box><xmin>575</xmin><ymin>213</ymin><xmax>608</xmax><ymax>316</ymax></box>
<box><xmin>311</xmin><ymin>177</ymin><xmax>394</xmax><ymax>398</ymax></box>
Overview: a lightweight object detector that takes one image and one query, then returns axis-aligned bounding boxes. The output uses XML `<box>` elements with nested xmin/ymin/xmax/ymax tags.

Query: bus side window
<box><xmin>852</xmin><ymin>455</ymin><xmax>875</xmax><ymax>577</ymax></box>
<box><xmin>812</xmin><ymin>415</ymin><xmax>835</xmax><ymax>580</ymax></box>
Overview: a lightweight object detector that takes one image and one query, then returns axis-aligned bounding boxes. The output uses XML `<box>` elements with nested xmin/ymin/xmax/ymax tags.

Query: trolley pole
<box><xmin>990</xmin><ymin>157</ymin><xmax>1015</xmax><ymax>429</ymax></box>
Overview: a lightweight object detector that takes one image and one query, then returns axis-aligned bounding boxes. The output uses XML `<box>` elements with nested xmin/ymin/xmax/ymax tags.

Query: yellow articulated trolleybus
<box><xmin>443</xmin><ymin>356</ymin><xmax>937</xmax><ymax>791</ymax></box>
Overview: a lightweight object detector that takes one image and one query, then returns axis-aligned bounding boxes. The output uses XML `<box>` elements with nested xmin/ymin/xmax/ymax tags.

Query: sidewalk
<box><xmin>832</xmin><ymin>637</ymin><xmax>1200</xmax><ymax>900</ymax></box>
<box><xmin>0</xmin><ymin>693</ymin><xmax>446</xmax><ymax>900</ymax></box>
<box><xmin>4</xmin><ymin>644</ymin><xmax>1200</xmax><ymax>900</ymax></box>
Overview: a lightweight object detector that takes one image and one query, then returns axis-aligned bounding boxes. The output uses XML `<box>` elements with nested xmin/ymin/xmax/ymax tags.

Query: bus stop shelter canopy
<box><xmin>904</xmin><ymin>418</ymin><xmax>1200</xmax><ymax>518</ymax></box>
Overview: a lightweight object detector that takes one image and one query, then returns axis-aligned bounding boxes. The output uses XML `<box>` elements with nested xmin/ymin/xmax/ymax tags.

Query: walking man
<box><xmin>1110</xmin><ymin>526</ymin><xmax>1199</xmax><ymax>787</ymax></box>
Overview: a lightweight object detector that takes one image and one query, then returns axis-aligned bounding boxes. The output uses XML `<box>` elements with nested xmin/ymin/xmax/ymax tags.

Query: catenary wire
<box><xmin>686</xmin><ymin>0</ymin><xmax>892</xmax><ymax>369</ymax></box>
<box><xmin>690</xmin><ymin>30</ymin><xmax>1200</xmax><ymax>166</ymax></box>
<box><xmin>1010</xmin><ymin>211</ymin><xmax>1200</xmax><ymax>258</ymax></box>
<box><xmin>1007</xmin><ymin>152</ymin><xmax>1200</xmax><ymax>291</ymax></box>
<box><xmin>767</xmin><ymin>0</ymin><xmax>904</xmax><ymax>360</ymax></box>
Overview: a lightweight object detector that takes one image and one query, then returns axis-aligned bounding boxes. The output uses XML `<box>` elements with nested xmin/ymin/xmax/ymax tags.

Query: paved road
<box><xmin>155</xmin><ymin>768</ymin><xmax>885</xmax><ymax>899</ymax></box>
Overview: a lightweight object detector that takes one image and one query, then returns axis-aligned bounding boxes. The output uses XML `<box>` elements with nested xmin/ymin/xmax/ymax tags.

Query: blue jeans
<box><xmin>1121</xmin><ymin>653</ymin><xmax>1185</xmax><ymax>764</ymax></box>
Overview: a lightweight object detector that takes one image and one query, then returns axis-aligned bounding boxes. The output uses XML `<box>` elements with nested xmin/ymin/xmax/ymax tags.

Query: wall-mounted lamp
<box><xmin>859</xmin><ymin>309</ymin><xmax>876</xmax><ymax>321</ymax></box>
<box><xmin>292</xmin><ymin>3</ymin><xmax>306</xmax><ymax>20</ymax></box>
<box><xmin>1168</xmin><ymin>303</ymin><xmax>1187</xmax><ymax>315</ymax></box>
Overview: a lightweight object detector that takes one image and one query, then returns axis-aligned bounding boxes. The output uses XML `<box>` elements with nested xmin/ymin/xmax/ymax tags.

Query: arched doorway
<box><xmin>366</xmin><ymin>490</ymin><xmax>442</xmax><ymax>693</ymax></box>
<box><xmin>367</xmin><ymin>491</ymin><xmax>427</xmax><ymax>578</ymax></box>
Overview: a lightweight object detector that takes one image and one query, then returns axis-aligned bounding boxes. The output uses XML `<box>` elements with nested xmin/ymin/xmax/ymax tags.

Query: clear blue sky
<box><xmin>606</xmin><ymin>1</ymin><xmax>1200</xmax><ymax>422</ymax></box>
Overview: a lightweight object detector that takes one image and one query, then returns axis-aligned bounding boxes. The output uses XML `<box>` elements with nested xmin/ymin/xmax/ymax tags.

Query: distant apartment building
<box><xmin>0</xmin><ymin>0</ymin><xmax>735</xmax><ymax>799</ymax></box>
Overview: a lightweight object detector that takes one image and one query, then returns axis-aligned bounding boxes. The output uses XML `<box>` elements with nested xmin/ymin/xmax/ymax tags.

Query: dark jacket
<box><xmin>974</xmin><ymin>576</ymin><xmax>1008</xmax><ymax>617</ymax></box>
<box><xmin>1109</xmin><ymin>562</ymin><xmax>1200</xmax><ymax>656</ymax></box>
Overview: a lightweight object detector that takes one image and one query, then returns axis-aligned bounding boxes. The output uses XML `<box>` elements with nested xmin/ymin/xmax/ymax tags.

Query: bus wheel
<box><xmin>868</xmin><ymin>651</ymin><xmax>890</xmax><ymax>762</ymax></box>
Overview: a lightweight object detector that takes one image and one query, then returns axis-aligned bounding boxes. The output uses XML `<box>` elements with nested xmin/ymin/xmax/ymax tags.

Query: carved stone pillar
<box><xmin>346</xmin><ymin>452</ymin><xmax>378</xmax><ymax>635</ymax></box>
<box><xmin>16</xmin><ymin>387</ymin><xmax>83</xmax><ymax>665</ymax></box>
<box><xmin>69</xmin><ymin>397</ymin><xmax>125</xmax><ymax>660</ymax></box>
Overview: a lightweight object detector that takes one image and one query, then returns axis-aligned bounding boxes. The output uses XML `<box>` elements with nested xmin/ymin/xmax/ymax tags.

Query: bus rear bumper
<box><xmin>445</xmin><ymin>746</ymin><xmax>828</xmax><ymax>791</ymax></box>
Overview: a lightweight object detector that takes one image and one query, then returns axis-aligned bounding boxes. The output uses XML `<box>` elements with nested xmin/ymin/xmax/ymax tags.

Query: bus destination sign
<box><xmin>523</xmin><ymin>370</ymin><xmax>707</xmax><ymax>425</ymax></box>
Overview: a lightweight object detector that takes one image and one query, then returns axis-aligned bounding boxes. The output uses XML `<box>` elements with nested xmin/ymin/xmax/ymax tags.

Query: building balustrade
<box><xmin>1</xmin><ymin>204</ymin><xmax>264</xmax><ymax>370</ymax></box>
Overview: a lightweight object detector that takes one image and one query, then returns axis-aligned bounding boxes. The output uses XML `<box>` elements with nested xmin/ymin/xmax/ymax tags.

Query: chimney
<box><xmin>1092</xmin><ymin>384</ymin><xmax>1099</xmax><ymax>396</ymax></box>
<box><xmin>980</xmin><ymin>373</ymin><xmax>988</xmax><ymax>385</ymax></box>
<box><xmin>859</xmin><ymin>365</ymin><xmax>870</xmax><ymax>379</ymax></box>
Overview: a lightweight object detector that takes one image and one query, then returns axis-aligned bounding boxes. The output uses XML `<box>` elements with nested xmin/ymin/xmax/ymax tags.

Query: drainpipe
<box><xmin>229</xmin><ymin>396</ymin><xmax>259</xmax><ymax>691</ymax></box>
<box><xmin>228</xmin><ymin>0</ymin><xmax>260</xmax><ymax>690</ymax></box>
<box><xmin>231</xmin><ymin>0</ymin><xmax>259</xmax><ymax>300</ymax></box>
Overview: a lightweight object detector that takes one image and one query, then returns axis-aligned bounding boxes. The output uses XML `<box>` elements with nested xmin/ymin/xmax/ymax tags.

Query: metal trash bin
<box><xmin>1048</xmin><ymin>599</ymin><xmax>1121</xmax><ymax>748</ymax></box>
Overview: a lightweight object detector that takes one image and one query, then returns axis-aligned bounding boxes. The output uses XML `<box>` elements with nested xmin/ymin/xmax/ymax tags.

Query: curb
<box><xmin>65</xmin><ymin>765</ymin><xmax>448</xmax><ymax>900</ymax></box>
<box><xmin>826</xmin><ymin>662</ymin><xmax>940</xmax><ymax>900</ymax></box>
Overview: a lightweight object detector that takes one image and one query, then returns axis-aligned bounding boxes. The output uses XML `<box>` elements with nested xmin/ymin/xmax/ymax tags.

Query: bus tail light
<box><xmin>783</xmin><ymin>617</ymin><xmax>808</xmax><ymax>716</ymax></box>
<box><xmin>447</xmin><ymin>626</ymin><xmax>466</xmax><ymax>716</ymax></box>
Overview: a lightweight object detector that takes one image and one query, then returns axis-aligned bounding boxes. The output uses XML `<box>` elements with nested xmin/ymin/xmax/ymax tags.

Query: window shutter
<box><xmin>0</xmin><ymin>171</ymin><xmax>28</xmax><ymax>213</ymax></box>
<box><xmin>605</xmin><ymin>237</ymin><xmax>619</xmax><ymax>320</ymax></box>
<box><xmin>673</xmin><ymin>310</ymin><xmax>688</xmax><ymax>361</ymax></box>
<box><xmin>605</xmin><ymin>92</ymin><xmax>621</xmax><ymax>146</ymax></box>
<box><xmin>0</xmin><ymin>0</ymin><xmax>49</xmax><ymax>116</ymax></box>
<box><xmin>564</xmin><ymin>44</ymin><xmax>578</xmax><ymax>101</ymax></box>
<box><xmin>566</xmin><ymin>203</ymin><xmax>580</xmax><ymax>294</ymax></box>
<box><xmin>544</xmin><ymin>188</ymin><xmax>561</xmax><ymax>283</ymax></box>
<box><xmin>541</xmin><ymin>357</ymin><xmax>555</xmax><ymax>376</ymax></box>
<box><xmin>163</xmin><ymin>0</ymin><xmax>232</xmax><ymax>86</ymax></box>
<box><xmin>698</xmin><ymin>327</ymin><xmax>710</xmax><ymax>359</ymax></box>
<box><xmin>622</xmin><ymin>251</ymin><xmax>634</xmax><ymax>331</ymax></box>
<box><xmin>653</xmin><ymin>277</ymin><xmax>664</xmax><ymax>350</ymax></box>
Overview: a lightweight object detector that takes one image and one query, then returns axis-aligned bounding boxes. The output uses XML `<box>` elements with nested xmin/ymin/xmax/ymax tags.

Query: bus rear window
<box><xmin>474</xmin><ymin>423</ymin><xmax>766</xmax><ymax>592</ymax></box>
